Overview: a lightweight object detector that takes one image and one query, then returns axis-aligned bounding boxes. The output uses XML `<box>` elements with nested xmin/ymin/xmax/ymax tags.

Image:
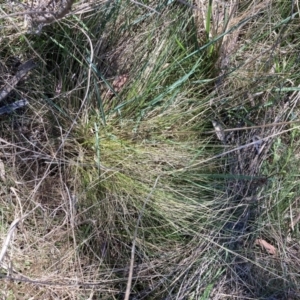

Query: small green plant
<box><xmin>0</xmin><ymin>0</ymin><xmax>300</xmax><ymax>299</ymax></box>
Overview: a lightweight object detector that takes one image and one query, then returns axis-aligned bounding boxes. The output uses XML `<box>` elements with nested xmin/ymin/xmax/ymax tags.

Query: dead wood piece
<box><xmin>30</xmin><ymin>0</ymin><xmax>76</xmax><ymax>26</ymax></box>
<box><xmin>0</xmin><ymin>59</ymin><xmax>36</xmax><ymax>103</ymax></box>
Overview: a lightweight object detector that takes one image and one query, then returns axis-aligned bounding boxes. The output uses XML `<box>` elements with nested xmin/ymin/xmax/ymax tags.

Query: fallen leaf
<box><xmin>289</xmin><ymin>212</ymin><xmax>300</xmax><ymax>232</ymax></box>
<box><xmin>106</xmin><ymin>74</ymin><xmax>129</xmax><ymax>99</ymax></box>
<box><xmin>254</xmin><ymin>239</ymin><xmax>276</xmax><ymax>255</ymax></box>
<box><xmin>212</xmin><ymin>120</ymin><xmax>226</xmax><ymax>143</ymax></box>
<box><xmin>112</xmin><ymin>74</ymin><xmax>129</xmax><ymax>92</ymax></box>
<box><xmin>0</xmin><ymin>159</ymin><xmax>5</xmax><ymax>181</ymax></box>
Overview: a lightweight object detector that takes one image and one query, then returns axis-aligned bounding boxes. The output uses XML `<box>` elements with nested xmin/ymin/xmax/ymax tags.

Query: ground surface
<box><xmin>0</xmin><ymin>0</ymin><xmax>300</xmax><ymax>299</ymax></box>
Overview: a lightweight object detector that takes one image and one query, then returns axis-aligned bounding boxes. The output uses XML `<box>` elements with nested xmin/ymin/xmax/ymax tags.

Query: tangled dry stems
<box><xmin>0</xmin><ymin>0</ymin><xmax>300</xmax><ymax>299</ymax></box>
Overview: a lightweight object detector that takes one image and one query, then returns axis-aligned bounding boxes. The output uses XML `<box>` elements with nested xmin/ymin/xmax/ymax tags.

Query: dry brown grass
<box><xmin>0</xmin><ymin>0</ymin><xmax>300</xmax><ymax>299</ymax></box>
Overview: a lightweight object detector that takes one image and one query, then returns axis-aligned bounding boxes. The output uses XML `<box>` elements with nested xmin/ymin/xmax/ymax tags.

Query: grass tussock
<box><xmin>0</xmin><ymin>0</ymin><xmax>300</xmax><ymax>299</ymax></box>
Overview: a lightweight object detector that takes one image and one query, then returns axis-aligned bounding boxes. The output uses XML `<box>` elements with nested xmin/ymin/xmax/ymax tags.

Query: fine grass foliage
<box><xmin>0</xmin><ymin>0</ymin><xmax>300</xmax><ymax>299</ymax></box>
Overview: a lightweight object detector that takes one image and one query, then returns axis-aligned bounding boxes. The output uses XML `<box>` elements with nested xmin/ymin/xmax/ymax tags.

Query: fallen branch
<box><xmin>30</xmin><ymin>0</ymin><xmax>76</xmax><ymax>26</ymax></box>
<box><xmin>0</xmin><ymin>59</ymin><xmax>36</xmax><ymax>103</ymax></box>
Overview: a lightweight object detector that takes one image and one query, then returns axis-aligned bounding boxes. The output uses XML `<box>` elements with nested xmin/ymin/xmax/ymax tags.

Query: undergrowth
<box><xmin>0</xmin><ymin>0</ymin><xmax>300</xmax><ymax>299</ymax></box>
